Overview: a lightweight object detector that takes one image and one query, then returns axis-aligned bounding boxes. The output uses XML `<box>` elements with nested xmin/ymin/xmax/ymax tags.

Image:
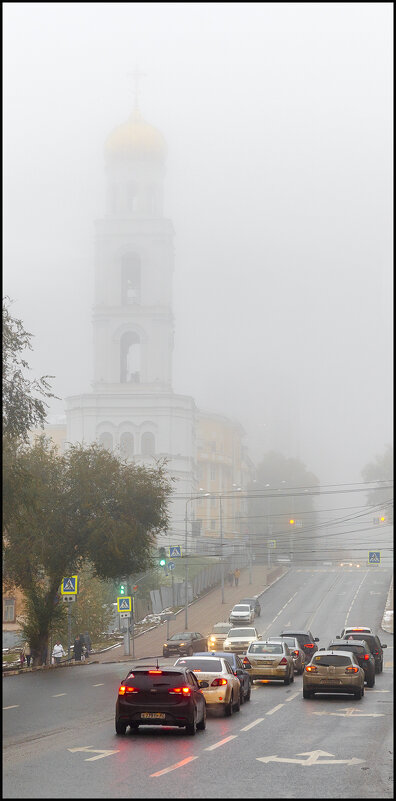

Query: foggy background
<box><xmin>3</xmin><ymin>3</ymin><xmax>393</xmax><ymax>485</ymax></box>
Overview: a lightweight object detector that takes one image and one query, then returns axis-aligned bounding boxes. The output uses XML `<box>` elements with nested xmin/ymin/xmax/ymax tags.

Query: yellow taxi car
<box><xmin>243</xmin><ymin>640</ymin><xmax>294</xmax><ymax>684</ymax></box>
<box><xmin>174</xmin><ymin>655</ymin><xmax>242</xmax><ymax>716</ymax></box>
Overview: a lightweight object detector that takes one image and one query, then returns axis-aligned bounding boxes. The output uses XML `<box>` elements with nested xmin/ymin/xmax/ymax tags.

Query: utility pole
<box><xmin>184</xmin><ymin>502</ymin><xmax>189</xmax><ymax>629</ymax></box>
<box><xmin>220</xmin><ymin>497</ymin><xmax>224</xmax><ymax>604</ymax></box>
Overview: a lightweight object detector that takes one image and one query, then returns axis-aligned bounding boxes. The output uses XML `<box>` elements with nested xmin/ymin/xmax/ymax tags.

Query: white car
<box><xmin>229</xmin><ymin>604</ymin><xmax>255</xmax><ymax>625</ymax></box>
<box><xmin>174</xmin><ymin>655</ymin><xmax>242</xmax><ymax>716</ymax></box>
<box><xmin>223</xmin><ymin>627</ymin><xmax>261</xmax><ymax>654</ymax></box>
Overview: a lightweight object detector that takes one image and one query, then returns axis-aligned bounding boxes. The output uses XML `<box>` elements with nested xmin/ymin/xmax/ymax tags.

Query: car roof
<box><xmin>329</xmin><ymin>639</ymin><xmax>369</xmax><ymax>647</ymax></box>
<box><xmin>212</xmin><ymin>622</ymin><xmax>231</xmax><ymax>627</ymax></box>
<box><xmin>126</xmin><ymin>665</ymin><xmax>189</xmax><ymax>675</ymax></box>
<box><xmin>196</xmin><ymin>650</ymin><xmax>237</xmax><ymax>660</ymax></box>
<box><xmin>281</xmin><ymin>630</ymin><xmax>312</xmax><ymax>635</ymax></box>
<box><xmin>239</xmin><ymin>597</ymin><xmax>257</xmax><ymax>602</ymax></box>
<box><xmin>314</xmin><ymin>650</ymin><xmax>354</xmax><ymax>657</ymax></box>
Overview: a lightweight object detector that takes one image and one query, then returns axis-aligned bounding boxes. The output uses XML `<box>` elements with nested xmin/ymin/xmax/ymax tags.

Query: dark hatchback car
<box><xmin>239</xmin><ymin>597</ymin><xmax>261</xmax><ymax>618</ymax></box>
<box><xmin>339</xmin><ymin>632</ymin><xmax>387</xmax><ymax>673</ymax></box>
<box><xmin>195</xmin><ymin>650</ymin><xmax>251</xmax><ymax>702</ymax></box>
<box><xmin>163</xmin><ymin>631</ymin><xmax>207</xmax><ymax>658</ymax></box>
<box><xmin>327</xmin><ymin>639</ymin><xmax>375</xmax><ymax>687</ymax></box>
<box><xmin>280</xmin><ymin>629</ymin><xmax>319</xmax><ymax>660</ymax></box>
<box><xmin>115</xmin><ymin>666</ymin><xmax>206</xmax><ymax>735</ymax></box>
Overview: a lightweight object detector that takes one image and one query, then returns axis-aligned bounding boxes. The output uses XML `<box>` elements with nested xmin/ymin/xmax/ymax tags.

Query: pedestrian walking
<box><xmin>73</xmin><ymin>634</ymin><xmax>83</xmax><ymax>662</ymax></box>
<box><xmin>234</xmin><ymin>568</ymin><xmax>240</xmax><ymax>587</ymax></box>
<box><xmin>83</xmin><ymin>631</ymin><xmax>92</xmax><ymax>655</ymax></box>
<box><xmin>22</xmin><ymin>641</ymin><xmax>32</xmax><ymax>668</ymax></box>
<box><xmin>52</xmin><ymin>641</ymin><xmax>66</xmax><ymax>664</ymax></box>
<box><xmin>227</xmin><ymin>571</ymin><xmax>234</xmax><ymax>587</ymax></box>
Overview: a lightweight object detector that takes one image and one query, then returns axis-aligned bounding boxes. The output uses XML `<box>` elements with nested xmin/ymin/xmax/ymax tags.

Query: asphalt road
<box><xmin>3</xmin><ymin>566</ymin><xmax>393</xmax><ymax>799</ymax></box>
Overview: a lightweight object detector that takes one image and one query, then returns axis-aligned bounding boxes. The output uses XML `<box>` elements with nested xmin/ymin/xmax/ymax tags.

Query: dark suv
<box><xmin>327</xmin><ymin>639</ymin><xmax>375</xmax><ymax>687</ymax></box>
<box><xmin>239</xmin><ymin>597</ymin><xmax>261</xmax><ymax>617</ymax></box>
<box><xmin>280</xmin><ymin>629</ymin><xmax>319</xmax><ymax>660</ymax></box>
<box><xmin>339</xmin><ymin>633</ymin><xmax>387</xmax><ymax>673</ymax></box>
<box><xmin>115</xmin><ymin>665</ymin><xmax>206</xmax><ymax>735</ymax></box>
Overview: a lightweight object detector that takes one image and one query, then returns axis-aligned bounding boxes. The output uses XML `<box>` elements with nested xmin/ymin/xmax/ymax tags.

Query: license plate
<box><xmin>141</xmin><ymin>712</ymin><xmax>166</xmax><ymax>719</ymax></box>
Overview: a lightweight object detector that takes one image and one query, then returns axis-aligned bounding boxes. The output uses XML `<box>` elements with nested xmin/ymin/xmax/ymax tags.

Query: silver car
<box><xmin>267</xmin><ymin>636</ymin><xmax>305</xmax><ymax>674</ymax></box>
<box><xmin>244</xmin><ymin>640</ymin><xmax>294</xmax><ymax>685</ymax></box>
<box><xmin>229</xmin><ymin>604</ymin><xmax>255</xmax><ymax>625</ymax></box>
<box><xmin>223</xmin><ymin>627</ymin><xmax>260</xmax><ymax>654</ymax></box>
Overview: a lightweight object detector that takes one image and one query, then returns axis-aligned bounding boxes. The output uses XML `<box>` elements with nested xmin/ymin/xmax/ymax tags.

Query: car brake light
<box><xmin>373</xmin><ymin>650</ymin><xmax>379</xmax><ymax>655</ymax></box>
<box><xmin>293</xmin><ymin>650</ymin><xmax>299</xmax><ymax>657</ymax></box>
<box><xmin>305</xmin><ymin>665</ymin><xmax>317</xmax><ymax>672</ymax></box>
<box><xmin>211</xmin><ymin>678</ymin><xmax>228</xmax><ymax>686</ymax></box>
<box><xmin>118</xmin><ymin>685</ymin><xmax>138</xmax><ymax>695</ymax></box>
<box><xmin>345</xmin><ymin>666</ymin><xmax>359</xmax><ymax>673</ymax></box>
<box><xmin>169</xmin><ymin>686</ymin><xmax>191</xmax><ymax>695</ymax></box>
<box><xmin>279</xmin><ymin>657</ymin><xmax>288</xmax><ymax>665</ymax></box>
<box><xmin>363</xmin><ymin>654</ymin><xmax>369</xmax><ymax>660</ymax></box>
<box><xmin>148</xmin><ymin>670</ymin><xmax>163</xmax><ymax>674</ymax></box>
<box><xmin>305</xmin><ymin>643</ymin><xmax>314</xmax><ymax>648</ymax></box>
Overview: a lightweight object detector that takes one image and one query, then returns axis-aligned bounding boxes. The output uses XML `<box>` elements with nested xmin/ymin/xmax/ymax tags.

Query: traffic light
<box><xmin>158</xmin><ymin>547</ymin><xmax>166</xmax><ymax>566</ymax></box>
<box><xmin>380</xmin><ymin>516</ymin><xmax>386</xmax><ymax>523</ymax></box>
<box><xmin>289</xmin><ymin>519</ymin><xmax>295</xmax><ymax>525</ymax></box>
<box><xmin>119</xmin><ymin>582</ymin><xmax>126</xmax><ymax>595</ymax></box>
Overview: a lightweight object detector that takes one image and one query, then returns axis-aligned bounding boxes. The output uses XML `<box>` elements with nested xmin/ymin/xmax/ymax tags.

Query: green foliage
<box><xmin>3</xmin><ymin>435</ymin><xmax>173</xmax><ymax>655</ymax></box>
<box><xmin>2</xmin><ymin>297</ymin><xmax>57</xmax><ymax>442</ymax></box>
<box><xmin>361</xmin><ymin>445</ymin><xmax>393</xmax><ymax>518</ymax></box>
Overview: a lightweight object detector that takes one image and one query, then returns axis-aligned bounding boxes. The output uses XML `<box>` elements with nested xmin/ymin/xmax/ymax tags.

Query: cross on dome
<box><xmin>127</xmin><ymin>65</ymin><xmax>147</xmax><ymax>111</ymax></box>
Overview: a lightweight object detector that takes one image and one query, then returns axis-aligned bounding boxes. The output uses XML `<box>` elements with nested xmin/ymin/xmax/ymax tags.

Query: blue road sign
<box><xmin>169</xmin><ymin>545</ymin><xmax>182</xmax><ymax>558</ymax></box>
<box><xmin>368</xmin><ymin>551</ymin><xmax>381</xmax><ymax>564</ymax></box>
<box><xmin>168</xmin><ymin>561</ymin><xmax>175</xmax><ymax>570</ymax></box>
<box><xmin>117</xmin><ymin>596</ymin><xmax>132</xmax><ymax>612</ymax></box>
<box><xmin>61</xmin><ymin>576</ymin><xmax>78</xmax><ymax>595</ymax></box>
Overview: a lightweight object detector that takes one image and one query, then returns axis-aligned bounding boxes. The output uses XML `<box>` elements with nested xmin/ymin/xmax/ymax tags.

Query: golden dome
<box><xmin>105</xmin><ymin>108</ymin><xmax>166</xmax><ymax>161</ymax></box>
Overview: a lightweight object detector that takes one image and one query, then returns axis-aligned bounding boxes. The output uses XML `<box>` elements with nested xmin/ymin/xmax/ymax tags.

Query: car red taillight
<box><xmin>169</xmin><ymin>686</ymin><xmax>191</xmax><ymax>696</ymax></box>
<box><xmin>345</xmin><ymin>666</ymin><xmax>359</xmax><ymax>673</ymax></box>
<box><xmin>305</xmin><ymin>665</ymin><xmax>317</xmax><ymax>672</ymax></box>
<box><xmin>305</xmin><ymin>643</ymin><xmax>314</xmax><ymax>648</ymax></box>
<box><xmin>363</xmin><ymin>654</ymin><xmax>369</xmax><ymax>660</ymax></box>
<box><xmin>118</xmin><ymin>685</ymin><xmax>139</xmax><ymax>695</ymax></box>
<box><xmin>279</xmin><ymin>657</ymin><xmax>288</xmax><ymax>665</ymax></box>
<box><xmin>148</xmin><ymin>670</ymin><xmax>163</xmax><ymax>674</ymax></box>
<box><xmin>243</xmin><ymin>657</ymin><xmax>251</xmax><ymax>668</ymax></box>
<box><xmin>211</xmin><ymin>678</ymin><xmax>228</xmax><ymax>686</ymax></box>
<box><xmin>373</xmin><ymin>650</ymin><xmax>379</xmax><ymax>655</ymax></box>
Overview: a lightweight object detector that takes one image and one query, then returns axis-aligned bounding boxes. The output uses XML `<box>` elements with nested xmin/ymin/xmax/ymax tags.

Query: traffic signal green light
<box><xmin>119</xmin><ymin>583</ymin><xmax>126</xmax><ymax>595</ymax></box>
<box><xmin>158</xmin><ymin>547</ymin><xmax>166</xmax><ymax>566</ymax></box>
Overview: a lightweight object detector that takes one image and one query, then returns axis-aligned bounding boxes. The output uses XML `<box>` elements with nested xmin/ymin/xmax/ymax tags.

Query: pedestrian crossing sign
<box><xmin>368</xmin><ymin>551</ymin><xmax>381</xmax><ymax>564</ymax></box>
<box><xmin>117</xmin><ymin>596</ymin><xmax>132</xmax><ymax>613</ymax></box>
<box><xmin>169</xmin><ymin>545</ymin><xmax>182</xmax><ymax>558</ymax></box>
<box><xmin>61</xmin><ymin>575</ymin><xmax>78</xmax><ymax>595</ymax></box>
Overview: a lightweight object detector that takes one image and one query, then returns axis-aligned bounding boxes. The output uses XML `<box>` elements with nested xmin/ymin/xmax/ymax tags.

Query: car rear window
<box><xmin>313</xmin><ymin>655</ymin><xmax>352</xmax><ymax>667</ymax></box>
<box><xmin>176</xmin><ymin>658</ymin><xmax>223</xmax><ymax>672</ymax></box>
<box><xmin>249</xmin><ymin>643</ymin><xmax>282</xmax><ymax>654</ymax></box>
<box><xmin>232</xmin><ymin>605</ymin><xmax>250</xmax><ymax>612</ymax></box>
<box><xmin>124</xmin><ymin>670</ymin><xmax>186</xmax><ymax>688</ymax></box>
<box><xmin>330</xmin><ymin>644</ymin><xmax>365</xmax><ymax>655</ymax></box>
<box><xmin>282</xmin><ymin>633</ymin><xmax>310</xmax><ymax>644</ymax></box>
<box><xmin>169</xmin><ymin>632</ymin><xmax>193</xmax><ymax>641</ymax></box>
<box><xmin>346</xmin><ymin>634</ymin><xmax>377</xmax><ymax>650</ymax></box>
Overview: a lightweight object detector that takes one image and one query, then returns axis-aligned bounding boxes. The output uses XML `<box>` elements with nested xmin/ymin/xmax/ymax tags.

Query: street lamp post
<box><xmin>219</xmin><ymin>496</ymin><xmax>224</xmax><ymax>604</ymax></box>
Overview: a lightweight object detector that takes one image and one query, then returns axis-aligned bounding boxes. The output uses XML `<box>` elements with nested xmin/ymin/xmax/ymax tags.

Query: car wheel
<box><xmin>129</xmin><ymin>723</ymin><xmax>139</xmax><ymax>731</ymax></box>
<box><xmin>197</xmin><ymin>706</ymin><xmax>206</xmax><ymax>731</ymax></box>
<box><xmin>188</xmin><ymin>646</ymin><xmax>193</xmax><ymax>656</ymax></box>
<box><xmin>233</xmin><ymin>692</ymin><xmax>241</xmax><ymax>712</ymax></box>
<box><xmin>186</xmin><ymin>715</ymin><xmax>197</xmax><ymax>735</ymax></box>
<box><xmin>284</xmin><ymin>673</ymin><xmax>290</xmax><ymax>685</ymax></box>
<box><xmin>354</xmin><ymin>688</ymin><xmax>363</xmax><ymax>700</ymax></box>
<box><xmin>303</xmin><ymin>688</ymin><xmax>312</xmax><ymax>699</ymax></box>
<box><xmin>225</xmin><ymin>693</ymin><xmax>234</xmax><ymax>716</ymax></box>
<box><xmin>367</xmin><ymin>675</ymin><xmax>375</xmax><ymax>688</ymax></box>
<box><xmin>115</xmin><ymin>718</ymin><xmax>127</xmax><ymax>735</ymax></box>
<box><xmin>298</xmin><ymin>666</ymin><xmax>304</xmax><ymax>675</ymax></box>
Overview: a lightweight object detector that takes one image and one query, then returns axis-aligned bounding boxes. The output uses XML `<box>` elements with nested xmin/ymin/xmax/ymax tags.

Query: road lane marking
<box><xmin>365</xmin><ymin>689</ymin><xmax>390</xmax><ymax>692</ymax></box>
<box><xmin>257</xmin><ymin>750</ymin><xmax>364</xmax><ymax>766</ymax></box>
<box><xmin>150</xmin><ymin>756</ymin><xmax>198</xmax><ymax>777</ymax></box>
<box><xmin>68</xmin><ymin>746</ymin><xmax>119</xmax><ymax>761</ymax></box>
<box><xmin>285</xmin><ymin>691</ymin><xmax>300</xmax><ymax>702</ymax></box>
<box><xmin>266</xmin><ymin>704</ymin><xmax>284</xmax><ymax>715</ymax></box>
<box><xmin>204</xmin><ymin>735</ymin><xmax>238</xmax><ymax>751</ymax></box>
<box><xmin>3</xmin><ymin>705</ymin><xmax>19</xmax><ymax>710</ymax></box>
<box><xmin>264</xmin><ymin>593</ymin><xmax>298</xmax><ymax>633</ymax></box>
<box><xmin>344</xmin><ymin>571</ymin><xmax>369</xmax><ymax>625</ymax></box>
<box><xmin>52</xmin><ymin>693</ymin><xmax>67</xmax><ymax>697</ymax></box>
<box><xmin>240</xmin><ymin>717</ymin><xmax>265</xmax><ymax>731</ymax></box>
<box><xmin>92</xmin><ymin>683</ymin><xmax>104</xmax><ymax>686</ymax></box>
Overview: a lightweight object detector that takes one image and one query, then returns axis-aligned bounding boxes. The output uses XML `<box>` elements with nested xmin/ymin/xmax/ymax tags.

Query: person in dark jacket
<box><xmin>73</xmin><ymin>634</ymin><xmax>83</xmax><ymax>661</ymax></box>
<box><xmin>83</xmin><ymin>632</ymin><xmax>92</xmax><ymax>654</ymax></box>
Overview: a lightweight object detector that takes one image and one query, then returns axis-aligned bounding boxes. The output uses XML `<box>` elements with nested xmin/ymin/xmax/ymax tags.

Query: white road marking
<box><xmin>344</xmin><ymin>571</ymin><xmax>369</xmax><ymax>625</ymax></box>
<box><xmin>204</xmin><ymin>735</ymin><xmax>238</xmax><ymax>751</ymax></box>
<box><xmin>240</xmin><ymin>717</ymin><xmax>265</xmax><ymax>731</ymax></box>
<box><xmin>150</xmin><ymin>756</ymin><xmax>198</xmax><ymax>777</ymax></box>
<box><xmin>285</xmin><ymin>691</ymin><xmax>300</xmax><ymax>702</ymax></box>
<box><xmin>365</xmin><ymin>689</ymin><xmax>390</xmax><ymax>692</ymax></box>
<box><xmin>266</xmin><ymin>703</ymin><xmax>284</xmax><ymax>715</ymax></box>
<box><xmin>68</xmin><ymin>746</ymin><xmax>119</xmax><ymax>761</ymax></box>
<box><xmin>257</xmin><ymin>750</ymin><xmax>364</xmax><ymax>766</ymax></box>
<box><xmin>52</xmin><ymin>693</ymin><xmax>67</xmax><ymax>697</ymax></box>
<box><xmin>313</xmin><ymin>707</ymin><xmax>385</xmax><ymax>718</ymax></box>
<box><xmin>92</xmin><ymin>683</ymin><xmax>104</xmax><ymax>686</ymax></box>
<box><xmin>3</xmin><ymin>705</ymin><xmax>19</xmax><ymax>710</ymax></box>
<box><xmin>263</xmin><ymin>593</ymin><xmax>298</xmax><ymax>633</ymax></box>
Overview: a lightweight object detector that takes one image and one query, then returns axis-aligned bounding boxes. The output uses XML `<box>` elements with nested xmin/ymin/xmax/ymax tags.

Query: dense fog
<box><xmin>3</xmin><ymin>3</ymin><xmax>393</xmax><ymax>484</ymax></box>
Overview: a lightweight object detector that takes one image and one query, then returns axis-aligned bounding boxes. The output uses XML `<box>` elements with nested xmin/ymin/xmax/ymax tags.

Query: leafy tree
<box><xmin>2</xmin><ymin>297</ymin><xmax>56</xmax><ymax>442</ymax></box>
<box><xmin>247</xmin><ymin>451</ymin><xmax>320</xmax><ymax>561</ymax></box>
<box><xmin>3</xmin><ymin>435</ymin><xmax>173</xmax><ymax>661</ymax></box>
<box><xmin>361</xmin><ymin>445</ymin><xmax>393</xmax><ymax>521</ymax></box>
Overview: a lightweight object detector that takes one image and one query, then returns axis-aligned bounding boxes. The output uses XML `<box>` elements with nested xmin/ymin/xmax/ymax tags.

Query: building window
<box><xmin>141</xmin><ymin>432</ymin><xmax>155</xmax><ymax>456</ymax></box>
<box><xmin>210</xmin><ymin>466</ymin><xmax>216</xmax><ymax>480</ymax></box>
<box><xmin>3</xmin><ymin>599</ymin><xmax>15</xmax><ymax>623</ymax></box>
<box><xmin>121</xmin><ymin>254</ymin><xmax>141</xmax><ymax>305</ymax></box>
<box><xmin>120</xmin><ymin>432</ymin><xmax>134</xmax><ymax>458</ymax></box>
<box><xmin>120</xmin><ymin>331</ymin><xmax>141</xmax><ymax>383</ymax></box>
<box><xmin>98</xmin><ymin>432</ymin><xmax>113</xmax><ymax>451</ymax></box>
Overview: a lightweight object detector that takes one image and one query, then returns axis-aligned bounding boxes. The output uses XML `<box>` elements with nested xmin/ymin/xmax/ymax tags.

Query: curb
<box><xmin>381</xmin><ymin>576</ymin><xmax>393</xmax><ymax>635</ymax></box>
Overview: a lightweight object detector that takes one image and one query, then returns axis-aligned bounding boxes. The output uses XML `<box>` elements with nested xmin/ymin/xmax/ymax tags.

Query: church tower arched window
<box><xmin>98</xmin><ymin>432</ymin><xmax>113</xmax><ymax>451</ymax></box>
<box><xmin>141</xmin><ymin>431</ymin><xmax>155</xmax><ymax>456</ymax></box>
<box><xmin>120</xmin><ymin>331</ymin><xmax>141</xmax><ymax>383</ymax></box>
<box><xmin>120</xmin><ymin>432</ymin><xmax>134</xmax><ymax>458</ymax></box>
<box><xmin>121</xmin><ymin>254</ymin><xmax>141</xmax><ymax>305</ymax></box>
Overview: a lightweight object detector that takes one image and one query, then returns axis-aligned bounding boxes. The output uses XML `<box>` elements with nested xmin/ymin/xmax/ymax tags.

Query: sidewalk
<box><xmin>92</xmin><ymin>563</ymin><xmax>287</xmax><ymax>665</ymax></box>
<box><xmin>381</xmin><ymin>576</ymin><xmax>393</xmax><ymax>634</ymax></box>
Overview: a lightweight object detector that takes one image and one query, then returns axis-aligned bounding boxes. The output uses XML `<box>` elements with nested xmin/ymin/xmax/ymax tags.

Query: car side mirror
<box><xmin>258</xmin><ymin>635</ymin><xmax>262</xmax><ymax>639</ymax></box>
<box><xmin>314</xmin><ymin>638</ymin><xmax>319</xmax><ymax>642</ymax></box>
<box><xmin>382</xmin><ymin>644</ymin><xmax>387</xmax><ymax>648</ymax></box>
<box><xmin>319</xmin><ymin>648</ymin><xmax>325</xmax><ymax>651</ymax></box>
<box><xmin>199</xmin><ymin>681</ymin><xmax>209</xmax><ymax>688</ymax></box>
<box><xmin>336</xmin><ymin>635</ymin><xmax>340</xmax><ymax>639</ymax></box>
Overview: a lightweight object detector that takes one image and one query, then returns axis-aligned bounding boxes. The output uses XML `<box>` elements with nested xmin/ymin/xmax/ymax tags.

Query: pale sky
<box><xmin>3</xmin><ymin>2</ymin><xmax>393</xmax><ymax>484</ymax></box>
